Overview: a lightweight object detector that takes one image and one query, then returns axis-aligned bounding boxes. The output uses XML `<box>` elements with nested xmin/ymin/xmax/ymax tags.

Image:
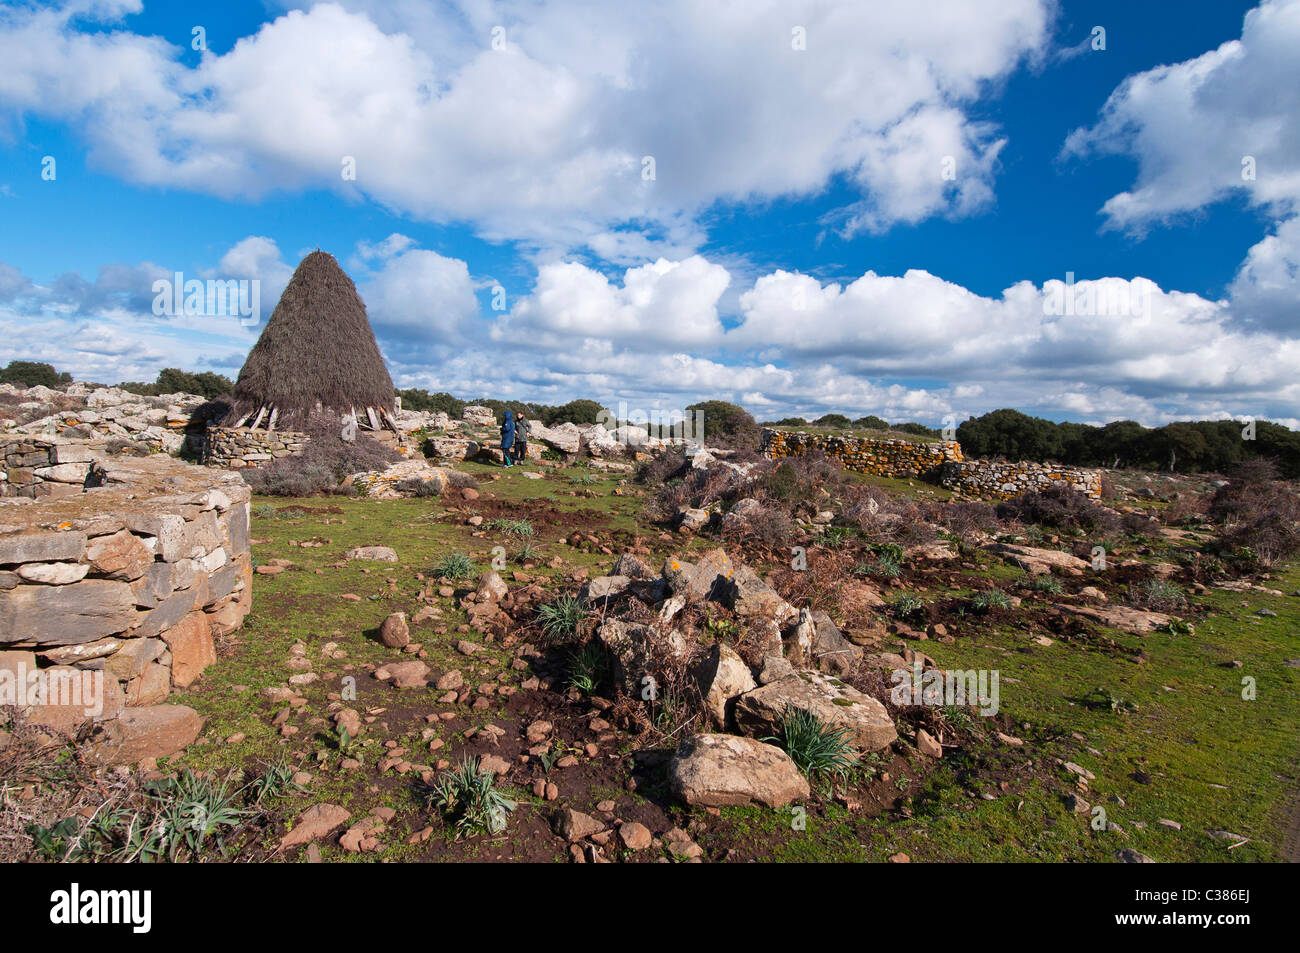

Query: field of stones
<box><xmin>6</xmin><ymin>439</ymin><xmax>1299</xmax><ymax>864</ymax></box>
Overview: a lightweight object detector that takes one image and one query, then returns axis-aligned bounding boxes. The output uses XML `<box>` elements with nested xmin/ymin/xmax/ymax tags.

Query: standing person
<box><xmin>499</xmin><ymin>409</ymin><xmax>515</xmax><ymax>468</ymax></box>
<box><xmin>513</xmin><ymin>411</ymin><xmax>530</xmax><ymax>465</ymax></box>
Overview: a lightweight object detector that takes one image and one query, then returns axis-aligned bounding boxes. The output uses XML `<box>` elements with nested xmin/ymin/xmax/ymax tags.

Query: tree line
<box><xmin>956</xmin><ymin>408</ymin><xmax>1300</xmax><ymax>478</ymax></box>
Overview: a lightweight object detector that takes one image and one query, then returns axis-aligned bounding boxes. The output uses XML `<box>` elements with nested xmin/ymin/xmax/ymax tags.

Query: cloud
<box><xmin>1228</xmin><ymin>214</ymin><xmax>1300</xmax><ymax>331</ymax></box>
<box><xmin>498</xmin><ymin>256</ymin><xmax>731</xmax><ymax>350</ymax></box>
<box><xmin>1064</xmin><ymin>0</ymin><xmax>1300</xmax><ymax>230</ymax></box>
<box><xmin>6</xmin><ymin>239</ymin><xmax>1300</xmax><ymax>429</ymax></box>
<box><xmin>0</xmin><ymin>0</ymin><xmax>1053</xmax><ymax>253</ymax></box>
<box><xmin>358</xmin><ymin>245</ymin><xmax>479</xmax><ymax>340</ymax></box>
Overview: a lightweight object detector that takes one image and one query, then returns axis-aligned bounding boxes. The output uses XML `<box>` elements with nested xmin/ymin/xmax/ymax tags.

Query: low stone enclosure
<box><xmin>2</xmin><ymin>435</ymin><xmax>101</xmax><ymax>499</ymax></box>
<box><xmin>763</xmin><ymin>428</ymin><xmax>964</xmax><ymax>476</ymax></box>
<box><xmin>0</xmin><ymin>450</ymin><xmax>252</xmax><ymax>763</ymax></box>
<box><xmin>761</xmin><ymin>428</ymin><xmax>1101</xmax><ymax>500</ymax></box>
<box><xmin>203</xmin><ymin>425</ymin><xmax>310</xmax><ymax>469</ymax></box>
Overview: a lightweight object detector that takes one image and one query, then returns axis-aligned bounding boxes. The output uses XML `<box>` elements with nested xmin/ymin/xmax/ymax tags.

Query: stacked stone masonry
<box><xmin>762</xmin><ymin>428</ymin><xmax>963</xmax><ymax>477</ymax></box>
<box><xmin>761</xmin><ymin>428</ymin><xmax>1101</xmax><ymax>500</ymax></box>
<box><xmin>0</xmin><ymin>451</ymin><xmax>252</xmax><ymax>760</ymax></box>
<box><xmin>2</xmin><ymin>436</ymin><xmax>103</xmax><ymax>499</ymax></box>
<box><xmin>203</xmin><ymin>425</ymin><xmax>309</xmax><ymax>469</ymax></box>
<box><xmin>935</xmin><ymin>460</ymin><xmax>1102</xmax><ymax>500</ymax></box>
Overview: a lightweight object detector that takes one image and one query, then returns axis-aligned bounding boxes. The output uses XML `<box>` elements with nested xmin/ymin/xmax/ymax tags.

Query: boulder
<box><xmin>380</xmin><ymin>612</ymin><xmax>410</xmax><ymax>648</ymax></box>
<box><xmin>662</xmin><ymin>548</ymin><xmax>735</xmax><ymax>602</ymax></box>
<box><xmin>597</xmin><ymin>620</ymin><xmax>690</xmax><ymax>696</ymax></box>
<box><xmin>694</xmin><ymin>642</ymin><xmax>756</xmax><ymax>728</ymax></box>
<box><xmin>668</xmin><ymin>734</ymin><xmax>809</xmax><ymax>807</ymax></box>
<box><xmin>90</xmin><ymin>704</ymin><xmax>202</xmax><ymax>764</ymax></box>
<box><xmin>610</xmin><ymin>553</ymin><xmax>655</xmax><ymax>580</ymax></box>
<box><xmin>476</xmin><ymin>571</ymin><xmax>508</xmax><ymax>602</ymax></box>
<box><xmin>375</xmin><ymin>660</ymin><xmax>429</xmax><ymax>689</ymax></box>
<box><xmin>345</xmin><ymin>546</ymin><xmax>398</xmax><ymax>562</ymax></box>
<box><xmin>810</xmin><ymin>611</ymin><xmax>862</xmax><ymax>675</ymax></box>
<box><xmin>553</xmin><ymin>808</ymin><xmax>605</xmax><ymax>842</ymax></box>
<box><xmin>727</xmin><ymin>565</ymin><xmax>797</xmax><ymax>626</ymax></box>
<box><xmin>16</xmin><ymin>562</ymin><xmax>89</xmax><ymax>585</ymax></box>
<box><xmin>580</xmin><ymin>575</ymin><xmax>631</xmax><ymax>601</ymax></box>
<box><xmin>678</xmin><ymin>507</ymin><xmax>709</xmax><ymax>531</ymax></box>
<box><xmin>281</xmin><ymin>804</ymin><xmax>351</xmax><ymax>849</ymax></box>
<box><xmin>1054</xmin><ymin>603</ymin><xmax>1174</xmax><ymax>635</ymax></box>
<box><xmin>735</xmin><ymin>671</ymin><xmax>897</xmax><ymax>753</ymax></box>
<box><xmin>533</xmin><ymin>422</ymin><xmax>583</xmax><ymax>455</ymax></box>
<box><xmin>0</xmin><ymin>530</ymin><xmax>87</xmax><ymax>565</ymax></box>
<box><xmin>990</xmin><ymin>542</ymin><xmax>1089</xmax><ymax>576</ymax></box>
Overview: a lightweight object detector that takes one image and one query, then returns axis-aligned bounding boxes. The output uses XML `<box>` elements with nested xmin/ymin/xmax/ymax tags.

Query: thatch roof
<box><xmin>224</xmin><ymin>251</ymin><xmax>394</xmax><ymax>429</ymax></box>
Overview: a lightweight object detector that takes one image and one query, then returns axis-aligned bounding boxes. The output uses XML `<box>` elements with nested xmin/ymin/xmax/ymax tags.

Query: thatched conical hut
<box><xmin>224</xmin><ymin>250</ymin><xmax>396</xmax><ymax>433</ymax></box>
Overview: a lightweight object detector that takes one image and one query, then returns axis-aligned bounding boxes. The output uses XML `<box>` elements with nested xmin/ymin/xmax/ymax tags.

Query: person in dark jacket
<box><xmin>499</xmin><ymin>410</ymin><xmax>515</xmax><ymax>468</ymax></box>
<box><xmin>513</xmin><ymin>411</ymin><xmax>530</xmax><ymax>465</ymax></box>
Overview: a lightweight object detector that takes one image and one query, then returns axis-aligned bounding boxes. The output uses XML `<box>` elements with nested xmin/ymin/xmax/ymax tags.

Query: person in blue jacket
<box><xmin>499</xmin><ymin>410</ymin><xmax>516</xmax><ymax>468</ymax></box>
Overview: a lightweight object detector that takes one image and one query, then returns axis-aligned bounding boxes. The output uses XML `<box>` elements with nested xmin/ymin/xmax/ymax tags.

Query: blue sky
<box><xmin>0</xmin><ymin>0</ymin><xmax>1297</xmax><ymax>427</ymax></box>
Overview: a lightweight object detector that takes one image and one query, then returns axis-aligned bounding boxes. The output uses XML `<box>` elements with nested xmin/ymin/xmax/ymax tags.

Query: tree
<box><xmin>536</xmin><ymin>399</ymin><xmax>604</xmax><ymax>426</ymax></box>
<box><xmin>1150</xmin><ymin>422</ymin><xmax>1207</xmax><ymax>472</ymax></box>
<box><xmin>956</xmin><ymin>409</ymin><xmax>1062</xmax><ymax>461</ymax></box>
<box><xmin>119</xmin><ymin>368</ymin><xmax>233</xmax><ymax>400</ymax></box>
<box><xmin>896</xmin><ymin>422</ymin><xmax>940</xmax><ymax>439</ymax></box>
<box><xmin>396</xmin><ymin>388</ymin><xmax>466</xmax><ymax>418</ymax></box>
<box><xmin>815</xmin><ymin>413</ymin><xmax>852</xmax><ymax>429</ymax></box>
<box><xmin>1</xmin><ymin>360</ymin><xmax>70</xmax><ymax>388</ymax></box>
<box><xmin>685</xmin><ymin>400</ymin><xmax>759</xmax><ymax>450</ymax></box>
<box><xmin>852</xmin><ymin>415</ymin><xmax>891</xmax><ymax>431</ymax></box>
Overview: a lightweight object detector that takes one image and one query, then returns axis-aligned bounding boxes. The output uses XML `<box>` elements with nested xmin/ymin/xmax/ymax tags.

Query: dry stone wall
<box><xmin>0</xmin><ymin>452</ymin><xmax>252</xmax><ymax>762</ymax></box>
<box><xmin>204</xmin><ymin>425</ymin><xmax>309</xmax><ymax>469</ymax></box>
<box><xmin>762</xmin><ymin>428</ymin><xmax>1102</xmax><ymax>500</ymax></box>
<box><xmin>2</xmin><ymin>436</ymin><xmax>101</xmax><ymax>499</ymax></box>
<box><xmin>935</xmin><ymin>460</ymin><xmax>1102</xmax><ymax>500</ymax></box>
<box><xmin>762</xmin><ymin>428</ymin><xmax>962</xmax><ymax>477</ymax></box>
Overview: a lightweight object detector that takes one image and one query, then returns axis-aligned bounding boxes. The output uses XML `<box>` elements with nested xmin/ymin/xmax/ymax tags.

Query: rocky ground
<box><xmin>4</xmin><ymin>454</ymin><xmax>1299</xmax><ymax>863</ymax></box>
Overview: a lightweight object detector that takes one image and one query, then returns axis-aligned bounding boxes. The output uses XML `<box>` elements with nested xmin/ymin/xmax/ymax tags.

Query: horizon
<box><xmin>1</xmin><ymin>0</ymin><xmax>1298</xmax><ymax>429</ymax></box>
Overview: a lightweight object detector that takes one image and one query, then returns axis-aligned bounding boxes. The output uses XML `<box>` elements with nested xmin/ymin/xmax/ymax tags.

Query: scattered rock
<box><xmin>668</xmin><ymin>733</ymin><xmax>810</xmax><ymax>808</ymax></box>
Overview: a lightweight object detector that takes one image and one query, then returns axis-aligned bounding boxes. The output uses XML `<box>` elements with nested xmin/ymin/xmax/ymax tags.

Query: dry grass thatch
<box><xmin>224</xmin><ymin>250</ymin><xmax>394</xmax><ymax>428</ymax></box>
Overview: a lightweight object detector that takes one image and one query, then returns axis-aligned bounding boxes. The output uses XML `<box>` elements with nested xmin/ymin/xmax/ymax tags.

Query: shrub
<box><xmin>395</xmin><ymin>477</ymin><xmax>442</xmax><ymax>497</ymax></box>
<box><xmin>1131</xmin><ymin>578</ymin><xmax>1187</xmax><ymax>612</ymax></box>
<box><xmin>566</xmin><ymin>642</ymin><xmax>607</xmax><ymax>694</ymax></box>
<box><xmin>243</xmin><ymin>413</ymin><xmax>402</xmax><ymax>496</ymax></box>
<box><xmin>536</xmin><ymin>594</ymin><xmax>587</xmax><ymax>641</ymax></box>
<box><xmin>733</xmin><ymin>503</ymin><xmax>799</xmax><ymax>550</ymax></box>
<box><xmin>996</xmin><ymin>484</ymin><xmax>1120</xmax><ymax>534</ymax></box>
<box><xmin>396</xmin><ymin>388</ymin><xmax>465</xmax><ymax>417</ymax></box>
<box><xmin>888</xmin><ymin>594</ymin><xmax>928</xmax><ymax>620</ymax></box>
<box><xmin>118</xmin><ymin>368</ymin><xmax>234</xmax><ymax>399</ymax></box>
<box><xmin>428</xmin><ymin>757</ymin><xmax>516</xmax><ymax>838</ymax></box>
<box><xmin>763</xmin><ymin>453</ymin><xmax>842</xmax><ymax>502</ymax></box>
<box><xmin>1121</xmin><ymin>510</ymin><xmax>1160</xmax><ymax>536</ymax></box>
<box><xmin>941</xmin><ymin>501</ymin><xmax>1000</xmax><ymax>539</ymax></box>
<box><xmin>433</xmin><ymin>552</ymin><xmax>475</xmax><ymax>581</ymax></box>
<box><xmin>1207</xmin><ymin>460</ymin><xmax>1300</xmax><ymax>568</ymax></box>
<box><xmin>1030</xmin><ymin>575</ymin><xmax>1064</xmax><ymax>595</ymax></box>
<box><xmin>969</xmin><ymin>588</ymin><xmax>1012</xmax><ymax>613</ymax></box>
<box><xmin>855</xmin><ymin>542</ymin><xmax>903</xmax><ymax>579</ymax></box>
<box><xmin>635</xmin><ymin>448</ymin><xmax>687</xmax><ymax>485</ymax></box>
<box><xmin>853</xmin><ymin>415</ymin><xmax>891</xmax><ymax>430</ymax></box>
<box><xmin>764</xmin><ymin>704</ymin><xmax>858</xmax><ymax>788</ymax></box>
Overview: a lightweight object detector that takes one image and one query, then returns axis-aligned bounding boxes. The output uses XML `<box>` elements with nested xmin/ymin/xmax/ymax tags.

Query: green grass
<box><xmin>169</xmin><ymin>473</ymin><xmax>1300</xmax><ymax>864</ymax></box>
